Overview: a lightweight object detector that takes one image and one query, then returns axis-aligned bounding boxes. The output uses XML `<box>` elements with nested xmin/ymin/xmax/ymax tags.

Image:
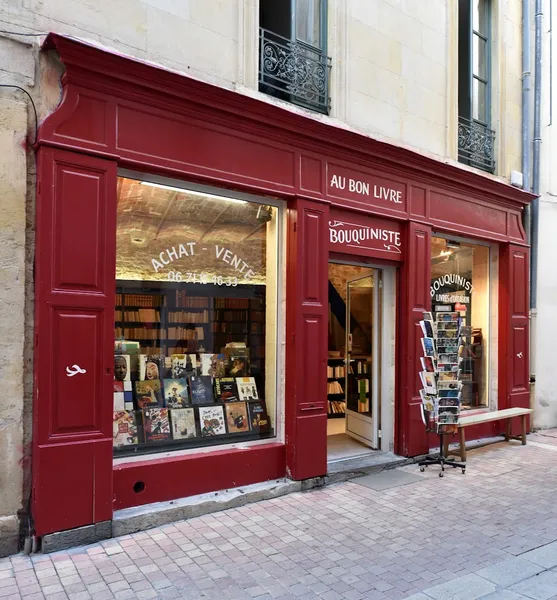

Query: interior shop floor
<box><xmin>326</xmin><ymin>433</ymin><xmax>376</xmax><ymax>462</ymax></box>
<box><xmin>4</xmin><ymin>431</ymin><xmax>557</xmax><ymax>600</ymax></box>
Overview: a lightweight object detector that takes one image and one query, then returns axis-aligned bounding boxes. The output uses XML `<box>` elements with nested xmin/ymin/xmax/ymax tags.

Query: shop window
<box><xmin>457</xmin><ymin>0</ymin><xmax>495</xmax><ymax>173</ymax></box>
<box><xmin>259</xmin><ymin>0</ymin><xmax>331</xmax><ymax>114</ymax></box>
<box><xmin>430</xmin><ymin>237</ymin><xmax>492</xmax><ymax>410</ymax></box>
<box><xmin>113</xmin><ymin>176</ymin><xmax>282</xmax><ymax>456</ymax></box>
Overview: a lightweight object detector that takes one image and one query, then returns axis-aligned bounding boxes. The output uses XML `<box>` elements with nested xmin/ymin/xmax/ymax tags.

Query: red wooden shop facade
<box><xmin>32</xmin><ymin>34</ymin><xmax>533</xmax><ymax>538</ymax></box>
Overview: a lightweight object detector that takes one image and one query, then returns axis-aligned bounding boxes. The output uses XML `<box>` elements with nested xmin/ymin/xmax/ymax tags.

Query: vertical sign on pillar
<box><xmin>285</xmin><ymin>199</ymin><xmax>329</xmax><ymax>480</ymax></box>
<box><xmin>33</xmin><ymin>148</ymin><xmax>117</xmax><ymax>536</ymax></box>
<box><xmin>499</xmin><ymin>244</ymin><xmax>530</xmax><ymax>428</ymax></box>
<box><xmin>398</xmin><ymin>222</ymin><xmax>432</xmax><ymax>457</ymax></box>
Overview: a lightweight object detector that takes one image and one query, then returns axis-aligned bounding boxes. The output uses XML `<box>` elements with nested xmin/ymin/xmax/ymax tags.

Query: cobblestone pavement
<box><xmin>4</xmin><ymin>432</ymin><xmax>557</xmax><ymax>600</ymax></box>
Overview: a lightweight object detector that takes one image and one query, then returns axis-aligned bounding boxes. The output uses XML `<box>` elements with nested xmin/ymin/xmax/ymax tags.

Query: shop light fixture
<box><xmin>140</xmin><ymin>181</ymin><xmax>247</xmax><ymax>204</ymax></box>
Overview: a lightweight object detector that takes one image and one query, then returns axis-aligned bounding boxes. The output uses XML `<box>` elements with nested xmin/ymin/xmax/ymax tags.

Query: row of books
<box><xmin>168</xmin><ymin>311</ymin><xmax>209</xmax><ymax>323</ymax></box>
<box><xmin>328</xmin><ymin>400</ymin><xmax>345</xmax><ymax>414</ymax></box>
<box><xmin>214</xmin><ymin>298</ymin><xmax>251</xmax><ymax>309</ymax></box>
<box><xmin>114</xmin><ymin>375</ymin><xmax>259</xmax><ymax>410</ymax></box>
<box><xmin>113</xmin><ymin>400</ymin><xmax>270</xmax><ymax>447</ymax></box>
<box><xmin>211</xmin><ymin>310</ymin><xmax>249</xmax><ymax>322</ymax></box>
<box><xmin>115</xmin><ymin>309</ymin><xmax>161</xmax><ymax>322</ymax></box>
<box><xmin>115</xmin><ymin>328</ymin><xmax>162</xmax><ymax>340</ymax></box>
<box><xmin>327</xmin><ymin>365</ymin><xmax>346</xmax><ymax>378</ymax></box>
<box><xmin>117</xmin><ymin>294</ymin><xmax>165</xmax><ymax>307</ymax></box>
<box><xmin>167</xmin><ymin>327</ymin><xmax>205</xmax><ymax>341</ymax></box>
<box><xmin>175</xmin><ymin>292</ymin><xmax>209</xmax><ymax>308</ymax></box>
<box><xmin>327</xmin><ymin>381</ymin><xmax>344</xmax><ymax>395</ymax></box>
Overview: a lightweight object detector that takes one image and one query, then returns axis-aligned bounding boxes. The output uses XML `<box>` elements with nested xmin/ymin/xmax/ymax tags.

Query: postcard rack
<box><xmin>417</xmin><ymin>311</ymin><xmax>466</xmax><ymax>477</ymax></box>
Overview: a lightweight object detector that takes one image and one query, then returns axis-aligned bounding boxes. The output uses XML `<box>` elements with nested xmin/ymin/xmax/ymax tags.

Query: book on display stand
<box><xmin>417</xmin><ymin>311</ymin><xmax>466</xmax><ymax>477</ymax></box>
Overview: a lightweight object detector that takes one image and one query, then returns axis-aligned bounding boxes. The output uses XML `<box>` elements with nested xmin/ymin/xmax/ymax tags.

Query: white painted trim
<box><xmin>380</xmin><ymin>267</ymin><xmax>396</xmax><ymax>453</ymax></box>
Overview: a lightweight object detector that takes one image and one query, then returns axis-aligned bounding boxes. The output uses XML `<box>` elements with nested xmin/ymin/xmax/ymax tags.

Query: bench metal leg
<box><xmin>505</xmin><ymin>418</ymin><xmax>511</xmax><ymax>442</ymax></box>
<box><xmin>459</xmin><ymin>427</ymin><xmax>466</xmax><ymax>462</ymax></box>
<box><xmin>521</xmin><ymin>414</ymin><xmax>527</xmax><ymax>445</ymax></box>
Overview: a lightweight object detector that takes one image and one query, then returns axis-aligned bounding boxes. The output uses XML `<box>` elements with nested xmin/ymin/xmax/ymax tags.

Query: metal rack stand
<box><xmin>418</xmin><ymin>416</ymin><xmax>466</xmax><ymax>477</ymax></box>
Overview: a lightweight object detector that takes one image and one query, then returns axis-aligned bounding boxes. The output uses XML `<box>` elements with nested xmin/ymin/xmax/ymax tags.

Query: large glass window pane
<box><xmin>430</xmin><ymin>237</ymin><xmax>491</xmax><ymax>409</ymax></box>
<box><xmin>472</xmin><ymin>77</ymin><xmax>488</xmax><ymax>123</ymax></box>
<box><xmin>113</xmin><ymin>177</ymin><xmax>280</xmax><ymax>455</ymax></box>
<box><xmin>473</xmin><ymin>34</ymin><xmax>487</xmax><ymax>79</ymax></box>
<box><xmin>296</xmin><ymin>0</ymin><xmax>322</xmax><ymax>48</ymax></box>
<box><xmin>472</xmin><ymin>0</ymin><xmax>488</xmax><ymax>36</ymax></box>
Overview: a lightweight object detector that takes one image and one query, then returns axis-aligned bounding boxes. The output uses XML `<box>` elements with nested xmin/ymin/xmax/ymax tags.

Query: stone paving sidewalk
<box><xmin>3</xmin><ymin>431</ymin><xmax>557</xmax><ymax>600</ymax></box>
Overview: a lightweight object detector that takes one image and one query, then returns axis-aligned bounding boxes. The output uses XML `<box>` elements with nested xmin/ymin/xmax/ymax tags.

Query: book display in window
<box><xmin>163</xmin><ymin>378</ymin><xmax>189</xmax><ymax>408</ymax></box>
<box><xmin>114</xmin><ymin>284</ymin><xmax>274</xmax><ymax>455</ymax></box>
<box><xmin>214</xmin><ymin>377</ymin><xmax>239</xmax><ymax>402</ymax></box>
<box><xmin>225</xmin><ymin>402</ymin><xmax>250</xmax><ymax>433</ymax></box>
<box><xmin>171</xmin><ymin>408</ymin><xmax>197</xmax><ymax>440</ymax></box>
<box><xmin>143</xmin><ymin>408</ymin><xmax>171</xmax><ymax>443</ymax></box>
<box><xmin>248</xmin><ymin>400</ymin><xmax>271</xmax><ymax>433</ymax></box>
<box><xmin>113</xmin><ymin>411</ymin><xmax>139</xmax><ymax>447</ymax></box>
<box><xmin>199</xmin><ymin>405</ymin><xmax>227</xmax><ymax>436</ymax></box>
<box><xmin>134</xmin><ymin>380</ymin><xmax>163</xmax><ymax>408</ymax></box>
<box><xmin>189</xmin><ymin>376</ymin><xmax>215</xmax><ymax>405</ymax></box>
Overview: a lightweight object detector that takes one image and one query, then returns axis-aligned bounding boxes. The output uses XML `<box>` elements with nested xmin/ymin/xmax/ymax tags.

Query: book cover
<box><xmin>224</xmin><ymin>402</ymin><xmax>250</xmax><ymax>433</ymax></box>
<box><xmin>248</xmin><ymin>401</ymin><xmax>271</xmax><ymax>434</ymax></box>
<box><xmin>114</xmin><ymin>340</ymin><xmax>140</xmax><ymax>377</ymax></box>
<box><xmin>134</xmin><ymin>380</ymin><xmax>163</xmax><ymax>408</ymax></box>
<box><xmin>188</xmin><ymin>376</ymin><xmax>215</xmax><ymax>405</ymax></box>
<box><xmin>420</xmin><ymin>356</ymin><xmax>436</xmax><ymax>372</ymax></box>
<box><xmin>113</xmin><ymin>380</ymin><xmax>124</xmax><ymax>393</ymax></box>
<box><xmin>419</xmin><ymin>371</ymin><xmax>437</xmax><ymax>395</ymax></box>
<box><xmin>198</xmin><ymin>405</ymin><xmax>226</xmax><ymax>436</ymax></box>
<box><xmin>113</xmin><ymin>391</ymin><xmax>125</xmax><ymax>411</ymax></box>
<box><xmin>114</xmin><ymin>354</ymin><xmax>131</xmax><ymax>382</ymax></box>
<box><xmin>139</xmin><ymin>355</ymin><xmax>164</xmax><ymax>381</ymax></box>
<box><xmin>171</xmin><ymin>354</ymin><xmax>197</xmax><ymax>378</ymax></box>
<box><xmin>200</xmin><ymin>353</ymin><xmax>222</xmax><ymax>376</ymax></box>
<box><xmin>113</xmin><ymin>411</ymin><xmax>139</xmax><ymax>447</ymax></box>
<box><xmin>170</xmin><ymin>408</ymin><xmax>197</xmax><ymax>439</ymax></box>
<box><xmin>419</xmin><ymin>320</ymin><xmax>434</xmax><ymax>338</ymax></box>
<box><xmin>236</xmin><ymin>377</ymin><xmax>259</xmax><ymax>402</ymax></box>
<box><xmin>214</xmin><ymin>377</ymin><xmax>239</xmax><ymax>402</ymax></box>
<box><xmin>421</xmin><ymin>337</ymin><xmax>436</xmax><ymax>357</ymax></box>
<box><xmin>163</xmin><ymin>378</ymin><xmax>189</xmax><ymax>408</ymax></box>
<box><xmin>143</xmin><ymin>408</ymin><xmax>171</xmax><ymax>442</ymax></box>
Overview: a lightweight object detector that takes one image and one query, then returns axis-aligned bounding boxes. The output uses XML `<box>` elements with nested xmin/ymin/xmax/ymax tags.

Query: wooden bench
<box><xmin>445</xmin><ymin>407</ymin><xmax>533</xmax><ymax>462</ymax></box>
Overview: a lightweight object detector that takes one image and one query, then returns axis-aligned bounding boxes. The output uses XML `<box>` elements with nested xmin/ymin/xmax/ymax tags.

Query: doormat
<box><xmin>351</xmin><ymin>469</ymin><xmax>423</xmax><ymax>491</ymax></box>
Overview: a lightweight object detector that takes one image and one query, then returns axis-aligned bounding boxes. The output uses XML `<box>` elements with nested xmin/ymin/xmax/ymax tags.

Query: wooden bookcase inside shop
<box><xmin>115</xmin><ymin>281</ymin><xmax>266</xmax><ymax>376</ymax></box>
<box><xmin>326</xmin><ymin>356</ymin><xmax>371</xmax><ymax>419</ymax></box>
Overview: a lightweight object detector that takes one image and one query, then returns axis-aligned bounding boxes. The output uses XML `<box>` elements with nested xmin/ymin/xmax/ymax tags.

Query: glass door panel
<box><xmin>345</xmin><ymin>271</ymin><xmax>380</xmax><ymax>449</ymax></box>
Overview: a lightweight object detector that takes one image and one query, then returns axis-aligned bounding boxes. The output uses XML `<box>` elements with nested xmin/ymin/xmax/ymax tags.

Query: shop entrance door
<box><xmin>344</xmin><ymin>271</ymin><xmax>380</xmax><ymax>449</ymax></box>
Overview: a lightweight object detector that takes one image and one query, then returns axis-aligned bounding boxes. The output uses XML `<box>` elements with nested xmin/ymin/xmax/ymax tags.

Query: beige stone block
<box><xmin>348</xmin><ymin>57</ymin><xmax>403</xmax><ymax>108</ymax></box>
<box><xmin>403</xmin><ymin>81</ymin><xmax>446</xmax><ymax>127</ymax></box>
<box><xmin>402</xmin><ymin>0</ymin><xmax>447</xmax><ymax>34</ymax></box>
<box><xmin>347</xmin><ymin>20</ymin><xmax>402</xmax><ymax>73</ymax></box>
<box><xmin>401</xmin><ymin>45</ymin><xmax>446</xmax><ymax>97</ymax></box>
<box><xmin>0</xmin><ymin>35</ymin><xmax>34</xmax><ymax>85</ymax></box>
<box><xmin>381</xmin><ymin>3</ymin><xmax>422</xmax><ymax>54</ymax></box>
<box><xmin>422</xmin><ymin>26</ymin><xmax>447</xmax><ymax>66</ymax></box>
<box><xmin>141</xmin><ymin>0</ymin><xmax>190</xmax><ymax>19</ymax></box>
<box><xmin>146</xmin><ymin>6</ymin><xmax>237</xmax><ymax>83</ymax></box>
<box><xmin>348</xmin><ymin>90</ymin><xmax>402</xmax><ymax>141</ymax></box>
<box><xmin>189</xmin><ymin>0</ymin><xmax>239</xmax><ymax>40</ymax></box>
<box><xmin>402</xmin><ymin>112</ymin><xmax>445</xmax><ymax>156</ymax></box>
<box><xmin>349</xmin><ymin>0</ymin><xmax>381</xmax><ymax>28</ymax></box>
<box><xmin>35</xmin><ymin>0</ymin><xmax>147</xmax><ymax>51</ymax></box>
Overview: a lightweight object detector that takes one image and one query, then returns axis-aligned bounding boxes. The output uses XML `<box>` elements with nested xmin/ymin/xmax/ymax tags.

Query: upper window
<box><xmin>457</xmin><ymin>0</ymin><xmax>495</xmax><ymax>173</ymax></box>
<box><xmin>259</xmin><ymin>0</ymin><xmax>331</xmax><ymax>114</ymax></box>
<box><xmin>113</xmin><ymin>176</ymin><xmax>282</xmax><ymax>456</ymax></box>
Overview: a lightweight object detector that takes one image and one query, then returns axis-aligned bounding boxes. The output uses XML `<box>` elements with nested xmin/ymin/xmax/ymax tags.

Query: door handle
<box><xmin>517</xmin><ymin>352</ymin><xmax>523</xmax><ymax>359</ymax></box>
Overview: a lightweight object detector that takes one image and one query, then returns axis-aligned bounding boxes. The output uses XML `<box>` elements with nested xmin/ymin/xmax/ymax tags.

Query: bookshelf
<box><xmin>115</xmin><ymin>282</ymin><xmax>265</xmax><ymax>373</ymax></box>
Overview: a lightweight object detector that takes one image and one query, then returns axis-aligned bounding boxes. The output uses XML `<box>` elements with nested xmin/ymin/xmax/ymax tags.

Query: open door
<box><xmin>345</xmin><ymin>271</ymin><xmax>381</xmax><ymax>449</ymax></box>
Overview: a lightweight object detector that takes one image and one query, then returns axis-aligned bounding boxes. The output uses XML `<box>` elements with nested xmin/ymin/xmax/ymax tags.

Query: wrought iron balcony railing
<box><xmin>259</xmin><ymin>27</ymin><xmax>331</xmax><ymax>115</ymax></box>
<box><xmin>457</xmin><ymin>117</ymin><xmax>496</xmax><ymax>174</ymax></box>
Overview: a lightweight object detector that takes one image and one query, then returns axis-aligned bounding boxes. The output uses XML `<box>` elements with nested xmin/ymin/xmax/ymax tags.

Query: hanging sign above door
<box><xmin>329</xmin><ymin>209</ymin><xmax>403</xmax><ymax>261</ymax></box>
